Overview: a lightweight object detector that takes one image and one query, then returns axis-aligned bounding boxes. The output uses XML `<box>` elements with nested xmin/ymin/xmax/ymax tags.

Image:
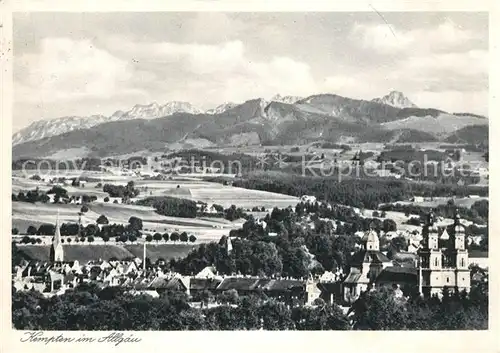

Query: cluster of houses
<box><xmin>13</xmin><ymin>200</ymin><xmax>488</xmax><ymax>307</ymax></box>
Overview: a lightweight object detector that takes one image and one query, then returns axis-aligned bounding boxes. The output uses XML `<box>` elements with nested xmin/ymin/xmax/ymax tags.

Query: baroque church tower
<box><xmin>418</xmin><ymin>211</ymin><xmax>470</xmax><ymax>297</ymax></box>
<box><xmin>50</xmin><ymin>211</ymin><xmax>64</xmax><ymax>262</ymax></box>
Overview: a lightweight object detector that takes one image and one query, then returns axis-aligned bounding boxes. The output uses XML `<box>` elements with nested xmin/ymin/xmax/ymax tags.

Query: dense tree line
<box><xmin>12</xmin><ymin>189</ymin><xmax>50</xmax><ymax>203</ymax></box>
<box><xmin>12</xmin><ymin>281</ymin><xmax>487</xmax><ymax>330</ymax></box>
<box><xmin>229</xmin><ymin>173</ymin><xmax>488</xmax><ymax>210</ymax></box>
<box><xmin>171</xmin><ymin>238</ymin><xmax>283</xmax><ymax>277</ymax></box>
<box><xmin>350</xmin><ymin>284</ymin><xmax>488</xmax><ymax>330</ymax></box>
<box><xmin>11</xmin><ymin>286</ymin><xmax>350</xmax><ymax>330</ymax></box>
<box><xmin>136</xmin><ymin>196</ymin><xmax>198</xmax><ymax>218</ymax></box>
<box><xmin>103</xmin><ymin>181</ymin><xmax>140</xmax><ymax>199</ymax></box>
<box><xmin>171</xmin><ymin>209</ymin><xmax>366</xmax><ymax>278</ymax></box>
<box><xmin>223</xmin><ymin>205</ymin><xmax>248</xmax><ymax>221</ymax></box>
<box><xmin>165</xmin><ymin>150</ymin><xmax>259</xmax><ymax>175</ymax></box>
<box><xmin>377</xmin><ymin>148</ymin><xmax>449</xmax><ymax>164</ymax></box>
<box><xmin>12</xmin><ymin>188</ymin><xmax>98</xmax><ymax>205</ymax></box>
<box><xmin>12</xmin><ymin>157</ymin><xmax>148</xmax><ymax>171</ymax></box>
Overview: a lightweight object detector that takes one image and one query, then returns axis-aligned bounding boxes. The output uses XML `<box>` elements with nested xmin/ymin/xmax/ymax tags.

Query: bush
<box><xmin>37</xmin><ymin>224</ymin><xmax>55</xmax><ymax>236</ymax></box>
<box><xmin>87</xmin><ymin>236</ymin><xmax>95</xmax><ymax>243</ymax></box>
<box><xmin>103</xmin><ymin>196</ymin><xmax>110</xmax><ymax>202</ymax></box>
<box><xmin>103</xmin><ymin>181</ymin><xmax>140</xmax><ymax>198</ymax></box>
<box><xmin>145</xmin><ymin>235</ymin><xmax>153</xmax><ymax>242</ymax></box>
<box><xmin>189</xmin><ymin>235</ymin><xmax>197</xmax><ymax>243</ymax></box>
<box><xmin>128</xmin><ymin>217</ymin><xmax>143</xmax><ymax>231</ymax></box>
<box><xmin>96</xmin><ymin>215</ymin><xmax>109</xmax><ymax>225</ymax></box>
<box><xmin>12</xmin><ymin>228</ymin><xmax>19</xmax><ymax>235</ymax></box>
<box><xmin>180</xmin><ymin>232</ymin><xmax>188</xmax><ymax>242</ymax></box>
<box><xmin>170</xmin><ymin>232</ymin><xmax>180</xmax><ymax>242</ymax></box>
<box><xmin>162</xmin><ymin>233</ymin><xmax>170</xmax><ymax>242</ymax></box>
<box><xmin>26</xmin><ymin>225</ymin><xmax>37</xmax><ymax>235</ymax></box>
<box><xmin>153</xmin><ymin>233</ymin><xmax>162</xmax><ymax>242</ymax></box>
<box><xmin>80</xmin><ymin>205</ymin><xmax>89</xmax><ymax>213</ymax></box>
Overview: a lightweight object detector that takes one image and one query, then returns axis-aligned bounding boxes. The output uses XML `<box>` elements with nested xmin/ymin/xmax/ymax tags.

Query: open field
<box><xmin>359</xmin><ymin>208</ymin><xmax>479</xmax><ymax>234</ymax></box>
<box><xmin>11</xmin><ymin>201</ymin><xmax>241</xmax><ymax>242</ymax></box>
<box><xmin>12</xmin><ymin>175</ymin><xmax>299</xmax><ymax>209</ymax></box>
<box><xmin>16</xmin><ymin>243</ymin><xmax>196</xmax><ymax>263</ymax></box>
<box><xmin>389</xmin><ymin>196</ymin><xmax>488</xmax><ymax>209</ymax></box>
<box><xmin>12</xmin><ymin>172</ymin><xmax>301</xmax><ymax>244</ymax></box>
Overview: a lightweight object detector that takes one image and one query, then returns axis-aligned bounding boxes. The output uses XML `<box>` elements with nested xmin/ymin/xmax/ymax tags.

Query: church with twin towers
<box><xmin>417</xmin><ymin>211</ymin><xmax>471</xmax><ymax>297</ymax></box>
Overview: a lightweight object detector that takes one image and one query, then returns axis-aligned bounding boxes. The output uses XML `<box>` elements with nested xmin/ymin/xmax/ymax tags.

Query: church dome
<box><xmin>428</xmin><ymin>222</ymin><xmax>440</xmax><ymax>235</ymax></box>
<box><xmin>454</xmin><ymin>223</ymin><xmax>466</xmax><ymax>234</ymax></box>
<box><xmin>453</xmin><ymin>213</ymin><xmax>466</xmax><ymax>234</ymax></box>
<box><xmin>362</xmin><ymin>229</ymin><xmax>379</xmax><ymax>243</ymax></box>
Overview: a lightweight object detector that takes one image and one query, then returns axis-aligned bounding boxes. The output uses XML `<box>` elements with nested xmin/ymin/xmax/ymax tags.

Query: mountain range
<box><xmin>12</xmin><ymin>91</ymin><xmax>488</xmax><ymax>159</ymax></box>
<box><xmin>371</xmin><ymin>90</ymin><xmax>417</xmax><ymax>109</ymax></box>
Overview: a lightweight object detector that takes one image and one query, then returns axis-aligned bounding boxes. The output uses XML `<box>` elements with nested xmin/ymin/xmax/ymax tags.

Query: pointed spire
<box><xmin>54</xmin><ymin>209</ymin><xmax>61</xmax><ymax>242</ymax></box>
<box><xmin>426</xmin><ymin>211</ymin><xmax>435</xmax><ymax>226</ymax></box>
<box><xmin>51</xmin><ymin>208</ymin><xmax>64</xmax><ymax>262</ymax></box>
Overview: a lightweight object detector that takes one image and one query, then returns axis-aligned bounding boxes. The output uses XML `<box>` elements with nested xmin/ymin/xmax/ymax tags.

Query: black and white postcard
<box><xmin>1</xmin><ymin>1</ymin><xmax>497</xmax><ymax>353</ymax></box>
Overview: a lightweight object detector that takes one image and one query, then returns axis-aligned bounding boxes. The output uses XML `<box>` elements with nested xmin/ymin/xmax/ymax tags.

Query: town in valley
<box><xmin>11</xmin><ymin>12</ymin><xmax>489</xmax><ymax>331</ymax></box>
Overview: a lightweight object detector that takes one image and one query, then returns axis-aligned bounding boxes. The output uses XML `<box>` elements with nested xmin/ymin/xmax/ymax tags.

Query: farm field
<box><xmin>12</xmin><ymin>172</ymin><xmax>302</xmax><ymax>244</ymax></box>
<box><xmin>132</xmin><ymin>179</ymin><xmax>300</xmax><ymax>209</ymax></box>
<box><xmin>12</xmin><ymin>176</ymin><xmax>299</xmax><ymax>209</ymax></box>
<box><xmin>387</xmin><ymin>196</ymin><xmax>488</xmax><ymax>209</ymax></box>
<box><xmin>16</xmin><ymin>243</ymin><xmax>196</xmax><ymax>263</ymax></box>
<box><xmin>359</xmin><ymin>208</ymin><xmax>478</xmax><ymax>234</ymax></box>
<box><xmin>11</xmin><ymin>201</ymin><xmax>241</xmax><ymax>243</ymax></box>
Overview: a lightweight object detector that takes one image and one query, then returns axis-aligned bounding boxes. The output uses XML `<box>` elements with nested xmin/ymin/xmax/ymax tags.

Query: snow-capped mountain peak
<box><xmin>371</xmin><ymin>90</ymin><xmax>417</xmax><ymax>109</ymax></box>
<box><xmin>205</xmin><ymin>102</ymin><xmax>238</xmax><ymax>115</ymax></box>
<box><xmin>271</xmin><ymin>94</ymin><xmax>303</xmax><ymax>104</ymax></box>
<box><xmin>13</xmin><ymin>101</ymin><xmax>205</xmax><ymax>146</ymax></box>
<box><xmin>12</xmin><ymin>115</ymin><xmax>110</xmax><ymax>145</ymax></box>
<box><xmin>117</xmin><ymin>101</ymin><xmax>203</xmax><ymax>120</ymax></box>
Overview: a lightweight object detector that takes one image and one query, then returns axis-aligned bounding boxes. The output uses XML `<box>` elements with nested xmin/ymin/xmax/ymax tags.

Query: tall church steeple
<box><xmin>50</xmin><ymin>209</ymin><xmax>64</xmax><ymax>262</ymax></box>
<box><xmin>417</xmin><ymin>211</ymin><xmax>471</xmax><ymax>298</ymax></box>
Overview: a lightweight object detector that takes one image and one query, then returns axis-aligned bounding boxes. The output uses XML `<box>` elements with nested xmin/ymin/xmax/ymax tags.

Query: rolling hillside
<box><xmin>13</xmin><ymin>92</ymin><xmax>488</xmax><ymax>158</ymax></box>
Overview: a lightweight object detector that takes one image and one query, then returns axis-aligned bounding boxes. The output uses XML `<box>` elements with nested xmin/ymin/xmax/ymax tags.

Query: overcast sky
<box><xmin>13</xmin><ymin>12</ymin><xmax>488</xmax><ymax>131</ymax></box>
